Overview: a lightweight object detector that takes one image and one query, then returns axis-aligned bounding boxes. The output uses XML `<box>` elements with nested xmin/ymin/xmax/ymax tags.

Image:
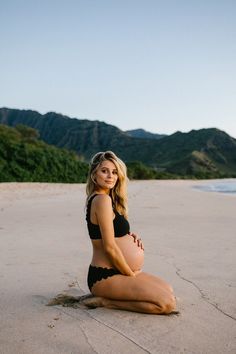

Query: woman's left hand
<box><xmin>129</xmin><ymin>231</ymin><xmax>144</xmax><ymax>250</ymax></box>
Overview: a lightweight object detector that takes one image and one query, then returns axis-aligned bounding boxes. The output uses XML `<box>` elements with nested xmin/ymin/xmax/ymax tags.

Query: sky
<box><xmin>1</xmin><ymin>0</ymin><xmax>236</xmax><ymax>137</ymax></box>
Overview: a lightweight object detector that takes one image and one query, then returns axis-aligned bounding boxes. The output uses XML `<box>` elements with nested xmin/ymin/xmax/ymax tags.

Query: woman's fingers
<box><xmin>130</xmin><ymin>232</ymin><xmax>137</xmax><ymax>242</ymax></box>
<box><xmin>137</xmin><ymin>239</ymin><xmax>144</xmax><ymax>250</ymax></box>
<box><xmin>130</xmin><ymin>232</ymin><xmax>144</xmax><ymax>249</ymax></box>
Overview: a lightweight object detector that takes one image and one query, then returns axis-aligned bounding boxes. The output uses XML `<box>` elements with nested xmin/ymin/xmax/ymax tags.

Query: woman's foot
<box><xmin>47</xmin><ymin>293</ymin><xmax>93</xmax><ymax>307</ymax></box>
<box><xmin>81</xmin><ymin>296</ymin><xmax>106</xmax><ymax>309</ymax></box>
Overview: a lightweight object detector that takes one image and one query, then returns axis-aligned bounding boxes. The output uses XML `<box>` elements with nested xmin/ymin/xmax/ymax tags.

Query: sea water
<box><xmin>194</xmin><ymin>180</ymin><xmax>236</xmax><ymax>195</ymax></box>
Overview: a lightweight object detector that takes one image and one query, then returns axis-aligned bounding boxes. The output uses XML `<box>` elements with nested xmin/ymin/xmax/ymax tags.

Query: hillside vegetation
<box><xmin>0</xmin><ymin>124</ymin><xmax>88</xmax><ymax>182</ymax></box>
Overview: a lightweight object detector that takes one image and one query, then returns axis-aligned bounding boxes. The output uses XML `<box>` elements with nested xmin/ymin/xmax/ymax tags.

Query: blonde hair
<box><xmin>86</xmin><ymin>151</ymin><xmax>128</xmax><ymax>218</ymax></box>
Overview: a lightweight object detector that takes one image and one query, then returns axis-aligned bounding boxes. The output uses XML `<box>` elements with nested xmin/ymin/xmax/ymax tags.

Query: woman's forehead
<box><xmin>99</xmin><ymin>160</ymin><xmax>117</xmax><ymax>169</ymax></box>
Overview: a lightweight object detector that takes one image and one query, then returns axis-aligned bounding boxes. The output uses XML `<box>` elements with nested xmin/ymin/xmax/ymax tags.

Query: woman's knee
<box><xmin>163</xmin><ymin>282</ymin><xmax>174</xmax><ymax>294</ymax></box>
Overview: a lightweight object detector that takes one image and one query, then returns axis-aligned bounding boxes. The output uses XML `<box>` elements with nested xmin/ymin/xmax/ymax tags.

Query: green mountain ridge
<box><xmin>1</xmin><ymin>107</ymin><xmax>236</xmax><ymax>178</ymax></box>
<box><xmin>126</xmin><ymin>128</ymin><xmax>166</xmax><ymax>140</ymax></box>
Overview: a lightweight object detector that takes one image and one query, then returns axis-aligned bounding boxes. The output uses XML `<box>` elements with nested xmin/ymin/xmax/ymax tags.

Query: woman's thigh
<box><xmin>141</xmin><ymin>272</ymin><xmax>174</xmax><ymax>294</ymax></box>
<box><xmin>91</xmin><ymin>271</ymin><xmax>174</xmax><ymax>305</ymax></box>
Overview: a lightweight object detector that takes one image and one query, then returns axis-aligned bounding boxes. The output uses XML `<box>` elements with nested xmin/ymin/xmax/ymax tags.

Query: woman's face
<box><xmin>94</xmin><ymin>160</ymin><xmax>118</xmax><ymax>193</ymax></box>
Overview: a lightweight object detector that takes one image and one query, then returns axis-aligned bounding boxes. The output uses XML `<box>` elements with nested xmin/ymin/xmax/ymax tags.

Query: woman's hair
<box><xmin>86</xmin><ymin>151</ymin><xmax>128</xmax><ymax>218</ymax></box>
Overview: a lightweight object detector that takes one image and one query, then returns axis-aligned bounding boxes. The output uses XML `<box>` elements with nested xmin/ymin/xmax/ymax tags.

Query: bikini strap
<box><xmin>86</xmin><ymin>194</ymin><xmax>98</xmax><ymax>222</ymax></box>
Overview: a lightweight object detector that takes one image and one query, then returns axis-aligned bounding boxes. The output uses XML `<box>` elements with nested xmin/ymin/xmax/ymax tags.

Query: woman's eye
<box><xmin>113</xmin><ymin>171</ymin><xmax>118</xmax><ymax>175</ymax></box>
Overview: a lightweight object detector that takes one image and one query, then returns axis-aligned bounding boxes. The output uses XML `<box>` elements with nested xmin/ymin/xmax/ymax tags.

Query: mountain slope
<box><xmin>0</xmin><ymin>124</ymin><xmax>88</xmax><ymax>182</ymax></box>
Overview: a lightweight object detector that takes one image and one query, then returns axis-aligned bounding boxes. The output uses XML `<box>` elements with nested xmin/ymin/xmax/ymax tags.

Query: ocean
<box><xmin>194</xmin><ymin>180</ymin><xmax>236</xmax><ymax>195</ymax></box>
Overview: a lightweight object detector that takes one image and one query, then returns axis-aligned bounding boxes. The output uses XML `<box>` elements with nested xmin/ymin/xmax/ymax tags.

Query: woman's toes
<box><xmin>47</xmin><ymin>293</ymin><xmax>79</xmax><ymax>306</ymax></box>
<box><xmin>47</xmin><ymin>293</ymin><xmax>94</xmax><ymax>307</ymax></box>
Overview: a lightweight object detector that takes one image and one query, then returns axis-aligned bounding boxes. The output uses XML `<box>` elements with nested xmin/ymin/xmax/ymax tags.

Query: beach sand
<box><xmin>0</xmin><ymin>180</ymin><xmax>235</xmax><ymax>354</ymax></box>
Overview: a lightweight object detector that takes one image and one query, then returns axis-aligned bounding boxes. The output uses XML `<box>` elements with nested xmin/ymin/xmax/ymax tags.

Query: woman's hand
<box><xmin>129</xmin><ymin>270</ymin><xmax>141</xmax><ymax>277</ymax></box>
<box><xmin>129</xmin><ymin>231</ymin><xmax>144</xmax><ymax>250</ymax></box>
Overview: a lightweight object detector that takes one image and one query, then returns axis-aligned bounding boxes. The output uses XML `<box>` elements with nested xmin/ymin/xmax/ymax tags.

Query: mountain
<box><xmin>0</xmin><ymin>107</ymin><xmax>132</xmax><ymax>159</ymax></box>
<box><xmin>148</xmin><ymin>129</ymin><xmax>236</xmax><ymax>177</ymax></box>
<box><xmin>126</xmin><ymin>128</ymin><xmax>166</xmax><ymax>140</ymax></box>
<box><xmin>1</xmin><ymin>107</ymin><xmax>236</xmax><ymax>178</ymax></box>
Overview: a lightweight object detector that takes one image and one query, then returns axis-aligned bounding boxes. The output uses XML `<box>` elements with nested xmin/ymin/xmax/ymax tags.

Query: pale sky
<box><xmin>1</xmin><ymin>0</ymin><xmax>236</xmax><ymax>137</ymax></box>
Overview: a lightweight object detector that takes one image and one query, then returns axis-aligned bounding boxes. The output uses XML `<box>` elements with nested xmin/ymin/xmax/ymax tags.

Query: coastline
<box><xmin>0</xmin><ymin>180</ymin><xmax>235</xmax><ymax>353</ymax></box>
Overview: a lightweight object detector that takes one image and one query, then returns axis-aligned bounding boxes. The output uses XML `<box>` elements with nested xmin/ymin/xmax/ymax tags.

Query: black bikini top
<box><xmin>86</xmin><ymin>194</ymin><xmax>130</xmax><ymax>239</ymax></box>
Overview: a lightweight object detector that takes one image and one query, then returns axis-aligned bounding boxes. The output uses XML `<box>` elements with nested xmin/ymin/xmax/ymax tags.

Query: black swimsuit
<box><xmin>86</xmin><ymin>194</ymin><xmax>130</xmax><ymax>291</ymax></box>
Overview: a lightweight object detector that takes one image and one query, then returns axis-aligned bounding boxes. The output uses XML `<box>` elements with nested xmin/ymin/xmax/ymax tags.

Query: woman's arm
<box><xmin>94</xmin><ymin>194</ymin><xmax>135</xmax><ymax>277</ymax></box>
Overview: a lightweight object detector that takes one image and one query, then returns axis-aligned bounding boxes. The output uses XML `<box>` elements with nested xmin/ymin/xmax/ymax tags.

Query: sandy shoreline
<box><xmin>0</xmin><ymin>180</ymin><xmax>236</xmax><ymax>353</ymax></box>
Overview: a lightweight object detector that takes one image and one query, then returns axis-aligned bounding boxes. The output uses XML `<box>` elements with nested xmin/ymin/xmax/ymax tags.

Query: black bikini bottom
<box><xmin>87</xmin><ymin>264</ymin><xmax>121</xmax><ymax>291</ymax></box>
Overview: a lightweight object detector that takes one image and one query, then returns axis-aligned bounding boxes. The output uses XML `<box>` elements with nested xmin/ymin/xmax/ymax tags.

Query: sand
<box><xmin>0</xmin><ymin>180</ymin><xmax>235</xmax><ymax>354</ymax></box>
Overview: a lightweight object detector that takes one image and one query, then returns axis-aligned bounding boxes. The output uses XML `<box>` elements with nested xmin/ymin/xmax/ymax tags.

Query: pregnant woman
<box><xmin>84</xmin><ymin>151</ymin><xmax>178</xmax><ymax>315</ymax></box>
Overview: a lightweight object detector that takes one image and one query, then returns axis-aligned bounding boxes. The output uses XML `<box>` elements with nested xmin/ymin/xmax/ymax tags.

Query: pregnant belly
<box><xmin>116</xmin><ymin>234</ymin><xmax>144</xmax><ymax>271</ymax></box>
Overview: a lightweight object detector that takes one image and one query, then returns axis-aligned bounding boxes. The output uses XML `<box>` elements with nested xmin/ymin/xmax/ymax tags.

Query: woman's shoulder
<box><xmin>88</xmin><ymin>193</ymin><xmax>112</xmax><ymax>207</ymax></box>
<box><xmin>87</xmin><ymin>194</ymin><xmax>112</xmax><ymax>219</ymax></box>
<box><xmin>92</xmin><ymin>193</ymin><xmax>112</xmax><ymax>205</ymax></box>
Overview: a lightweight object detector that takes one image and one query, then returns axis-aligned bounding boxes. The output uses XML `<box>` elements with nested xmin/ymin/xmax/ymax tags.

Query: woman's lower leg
<box><xmin>84</xmin><ymin>296</ymin><xmax>176</xmax><ymax>314</ymax></box>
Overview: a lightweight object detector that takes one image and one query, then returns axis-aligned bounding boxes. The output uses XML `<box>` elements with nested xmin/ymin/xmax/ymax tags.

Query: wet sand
<box><xmin>0</xmin><ymin>180</ymin><xmax>236</xmax><ymax>353</ymax></box>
